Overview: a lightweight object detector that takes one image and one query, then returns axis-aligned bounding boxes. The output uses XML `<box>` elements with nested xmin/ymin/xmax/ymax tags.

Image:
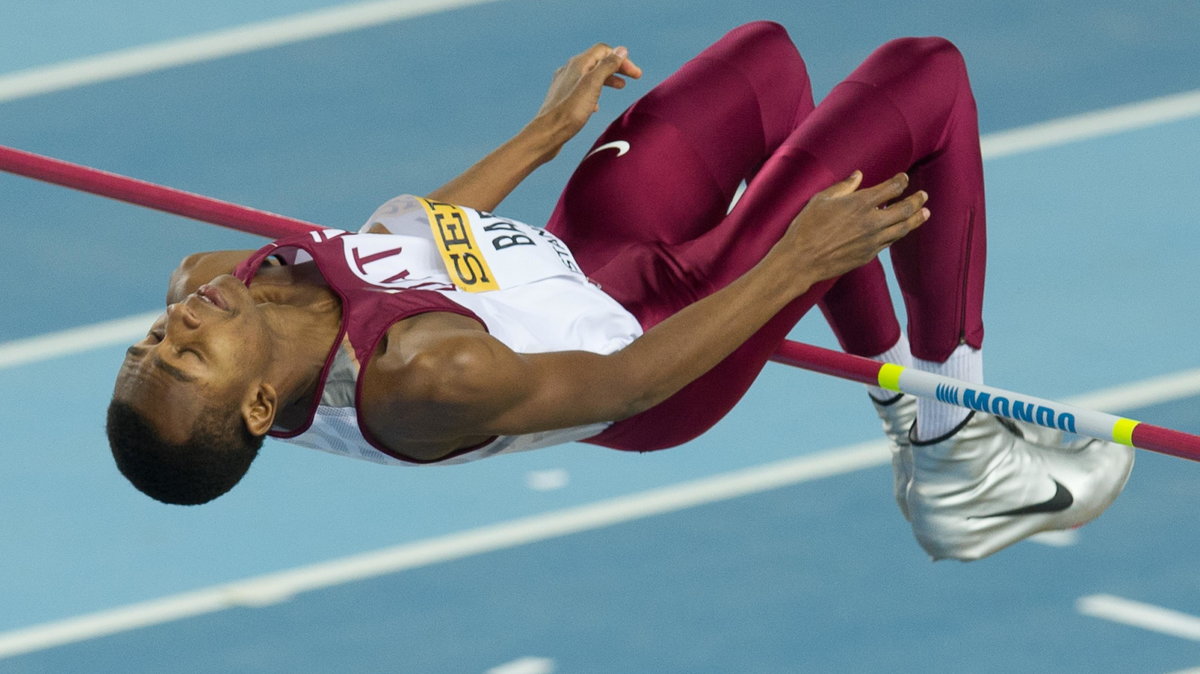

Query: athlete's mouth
<box><xmin>196</xmin><ymin>284</ymin><xmax>229</xmax><ymax>311</ymax></box>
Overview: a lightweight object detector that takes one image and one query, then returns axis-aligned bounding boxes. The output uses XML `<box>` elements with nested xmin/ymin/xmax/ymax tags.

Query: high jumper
<box><xmin>3</xmin><ymin>22</ymin><xmax>1148</xmax><ymax>561</ymax></box>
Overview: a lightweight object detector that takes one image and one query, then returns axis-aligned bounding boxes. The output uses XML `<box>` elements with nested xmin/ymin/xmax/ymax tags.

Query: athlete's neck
<box><xmin>249</xmin><ymin>269</ymin><xmax>343</xmax><ymax>427</ymax></box>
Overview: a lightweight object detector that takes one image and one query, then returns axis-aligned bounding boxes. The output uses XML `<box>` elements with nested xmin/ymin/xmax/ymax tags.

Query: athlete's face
<box><xmin>113</xmin><ymin>274</ymin><xmax>274</xmax><ymax>442</ymax></box>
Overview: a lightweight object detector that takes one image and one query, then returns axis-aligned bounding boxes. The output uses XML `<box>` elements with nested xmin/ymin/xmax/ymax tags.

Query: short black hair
<box><xmin>106</xmin><ymin>398</ymin><xmax>264</xmax><ymax>505</ymax></box>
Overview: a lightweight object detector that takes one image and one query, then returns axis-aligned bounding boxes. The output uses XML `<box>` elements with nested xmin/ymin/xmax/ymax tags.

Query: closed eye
<box><xmin>178</xmin><ymin>346</ymin><xmax>204</xmax><ymax>362</ymax></box>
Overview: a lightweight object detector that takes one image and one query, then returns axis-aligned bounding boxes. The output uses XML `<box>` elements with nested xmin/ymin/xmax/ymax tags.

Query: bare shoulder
<box><xmin>358</xmin><ymin>313</ymin><xmax>506</xmax><ymax>460</ymax></box>
<box><xmin>367</xmin><ymin>317</ymin><xmax>500</xmax><ymax>403</ymax></box>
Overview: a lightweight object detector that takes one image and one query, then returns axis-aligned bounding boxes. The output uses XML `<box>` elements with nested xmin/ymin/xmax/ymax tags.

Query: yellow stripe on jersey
<box><xmin>418</xmin><ymin>197</ymin><xmax>499</xmax><ymax>292</ymax></box>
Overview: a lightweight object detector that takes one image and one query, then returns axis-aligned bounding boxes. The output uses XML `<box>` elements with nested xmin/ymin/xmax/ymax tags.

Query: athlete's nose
<box><xmin>166</xmin><ymin>302</ymin><xmax>202</xmax><ymax>330</ymax></box>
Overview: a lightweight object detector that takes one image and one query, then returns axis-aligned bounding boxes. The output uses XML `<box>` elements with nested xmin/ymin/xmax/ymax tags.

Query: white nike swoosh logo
<box><xmin>585</xmin><ymin>140</ymin><xmax>630</xmax><ymax>159</ymax></box>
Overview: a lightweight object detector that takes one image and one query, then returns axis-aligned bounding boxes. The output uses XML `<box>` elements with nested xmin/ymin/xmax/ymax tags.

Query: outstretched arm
<box><xmin>425</xmin><ymin>44</ymin><xmax>642</xmax><ymax>212</ymax></box>
<box><xmin>366</xmin><ymin>173</ymin><xmax>929</xmax><ymax>457</ymax></box>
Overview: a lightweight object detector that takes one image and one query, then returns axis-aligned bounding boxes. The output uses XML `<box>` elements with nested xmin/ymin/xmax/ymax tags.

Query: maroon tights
<box><xmin>546</xmin><ymin>22</ymin><xmax>986</xmax><ymax>450</ymax></box>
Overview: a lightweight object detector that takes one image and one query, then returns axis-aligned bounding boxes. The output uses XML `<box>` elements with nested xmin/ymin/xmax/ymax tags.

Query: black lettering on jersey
<box><xmin>492</xmin><ymin>234</ymin><xmax>535</xmax><ymax>249</ymax></box>
<box><xmin>483</xmin><ymin>221</ymin><xmax>520</xmax><ymax>232</ymax></box>
<box><xmin>433</xmin><ymin>208</ymin><xmax>471</xmax><ymax>248</ymax></box>
<box><xmin>450</xmin><ymin>252</ymin><xmax>492</xmax><ymax>286</ymax></box>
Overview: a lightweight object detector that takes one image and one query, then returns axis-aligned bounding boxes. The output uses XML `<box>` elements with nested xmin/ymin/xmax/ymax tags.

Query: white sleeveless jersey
<box><xmin>268</xmin><ymin>195</ymin><xmax>644</xmax><ymax>466</ymax></box>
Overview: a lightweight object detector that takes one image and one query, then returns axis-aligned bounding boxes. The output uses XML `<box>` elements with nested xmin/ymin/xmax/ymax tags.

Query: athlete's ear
<box><xmin>242</xmin><ymin>383</ymin><xmax>278</xmax><ymax>437</ymax></box>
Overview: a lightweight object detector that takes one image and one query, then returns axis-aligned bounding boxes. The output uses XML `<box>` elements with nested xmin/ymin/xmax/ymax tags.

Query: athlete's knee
<box><xmin>725</xmin><ymin>21</ymin><xmax>790</xmax><ymax>44</ymax></box>
<box><xmin>717</xmin><ymin>21</ymin><xmax>803</xmax><ymax>66</ymax></box>
<box><xmin>877</xmin><ymin>36</ymin><xmax>968</xmax><ymax>84</ymax></box>
<box><xmin>706</xmin><ymin>21</ymin><xmax>811</xmax><ymax>124</ymax></box>
<box><xmin>853</xmin><ymin>36</ymin><xmax>974</xmax><ymax>124</ymax></box>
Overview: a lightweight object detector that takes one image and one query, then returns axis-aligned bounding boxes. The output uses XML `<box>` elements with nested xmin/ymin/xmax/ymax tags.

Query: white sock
<box><xmin>913</xmin><ymin>343</ymin><xmax>983</xmax><ymax>441</ymax></box>
<box><xmin>867</xmin><ymin>333</ymin><xmax>913</xmax><ymax>402</ymax></box>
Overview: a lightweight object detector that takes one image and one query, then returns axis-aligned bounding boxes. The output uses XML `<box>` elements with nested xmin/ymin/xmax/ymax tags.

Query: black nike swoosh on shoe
<box><xmin>969</xmin><ymin>479</ymin><xmax>1074</xmax><ymax>519</ymax></box>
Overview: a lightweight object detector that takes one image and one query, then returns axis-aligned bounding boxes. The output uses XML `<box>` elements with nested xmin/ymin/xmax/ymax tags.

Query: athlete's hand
<box><xmin>530</xmin><ymin>44</ymin><xmax>642</xmax><ymax>161</ymax></box>
<box><xmin>777</xmin><ymin>172</ymin><xmax>929</xmax><ymax>293</ymax></box>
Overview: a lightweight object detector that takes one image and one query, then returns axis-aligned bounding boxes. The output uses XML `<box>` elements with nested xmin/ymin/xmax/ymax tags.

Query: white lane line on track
<box><xmin>1067</xmin><ymin>367</ymin><xmax>1200</xmax><ymax>415</ymax></box>
<box><xmin>1077</xmin><ymin>594</ymin><xmax>1200</xmax><ymax>642</ymax></box>
<box><xmin>0</xmin><ymin>311</ymin><xmax>160</xmax><ymax>370</ymax></box>
<box><xmin>1027</xmin><ymin>529</ymin><xmax>1080</xmax><ymax>548</ymax></box>
<box><xmin>979</xmin><ymin>89</ymin><xmax>1200</xmax><ymax>159</ymax></box>
<box><xmin>486</xmin><ymin>656</ymin><xmax>558</xmax><ymax>674</ymax></box>
<box><xmin>0</xmin><ymin>0</ymin><xmax>504</xmax><ymax>103</ymax></box>
<box><xmin>0</xmin><ymin>440</ymin><xmax>891</xmax><ymax>659</ymax></box>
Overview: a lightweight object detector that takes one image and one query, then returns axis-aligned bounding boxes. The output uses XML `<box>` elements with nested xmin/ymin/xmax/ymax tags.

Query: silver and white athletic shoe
<box><xmin>906</xmin><ymin>412</ymin><xmax>1134</xmax><ymax>561</ymax></box>
<box><xmin>871</xmin><ymin>394</ymin><xmax>917</xmax><ymax>521</ymax></box>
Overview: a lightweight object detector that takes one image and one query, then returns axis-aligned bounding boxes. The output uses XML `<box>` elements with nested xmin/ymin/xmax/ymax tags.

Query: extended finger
<box><xmin>818</xmin><ymin>170</ymin><xmax>864</xmax><ymax>199</ymax></box>
<box><xmin>618</xmin><ymin>55</ymin><xmax>643</xmax><ymax>79</ymax></box>
<box><xmin>876</xmin><ymin>206</ymin><xmax>930</xmax><ymax>246</ymax></box>
<box><xmin>562</xmin><ymin>43</ymin><xmax>613</xmax><ymax>77</ymax></box>
<box><xmin>583</xmin><ymin>46</ymin><xmax>632</xmax><ymax>88</ymax></box>
<box><xmin>874</xmin><ymin>190</ymin><xmax>928</xmax><ymax>225</ymax></box>
<box><xmin>857</xmin><ymin>172</ymin><xmax>910</xmax><ymax>206</ymax></box>
<box><xmin>577</xmin><ymin>43</ymin><xmax>614</xmax><ymax>65</ymax></box>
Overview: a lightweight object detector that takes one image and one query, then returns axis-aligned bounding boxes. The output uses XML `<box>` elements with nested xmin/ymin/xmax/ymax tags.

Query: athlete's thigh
<box><xmin>547</xmin><ymin>21</ymin><xmax>813</xmax><ymax>274</ymax></box>
<box><xmin>546</xmin><ymin>112</ymin><xmax>735</xmax><ymax>274</ymax></box>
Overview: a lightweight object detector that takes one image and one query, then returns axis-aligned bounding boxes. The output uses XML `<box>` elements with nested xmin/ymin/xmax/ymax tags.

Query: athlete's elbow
<box><xmin>606</xmin><ymin>382</ymin><xmax>672</xmax><ymax>422</ymax></box>
<box><xmin>598</xmin><ymin>358</ymin><xmax>677</xmax><ymax>421</ymax></box>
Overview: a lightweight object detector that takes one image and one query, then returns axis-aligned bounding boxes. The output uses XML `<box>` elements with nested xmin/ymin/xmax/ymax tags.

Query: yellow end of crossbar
<box><xmin>1112</xmin><ymin>418</ymin><xmax>1139</xmax><ymax>446</ymax></box>
<box><xmin>878</xmin><ymin>363</ymin><xmax>904</xmax><ymax>392</ymax></box>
